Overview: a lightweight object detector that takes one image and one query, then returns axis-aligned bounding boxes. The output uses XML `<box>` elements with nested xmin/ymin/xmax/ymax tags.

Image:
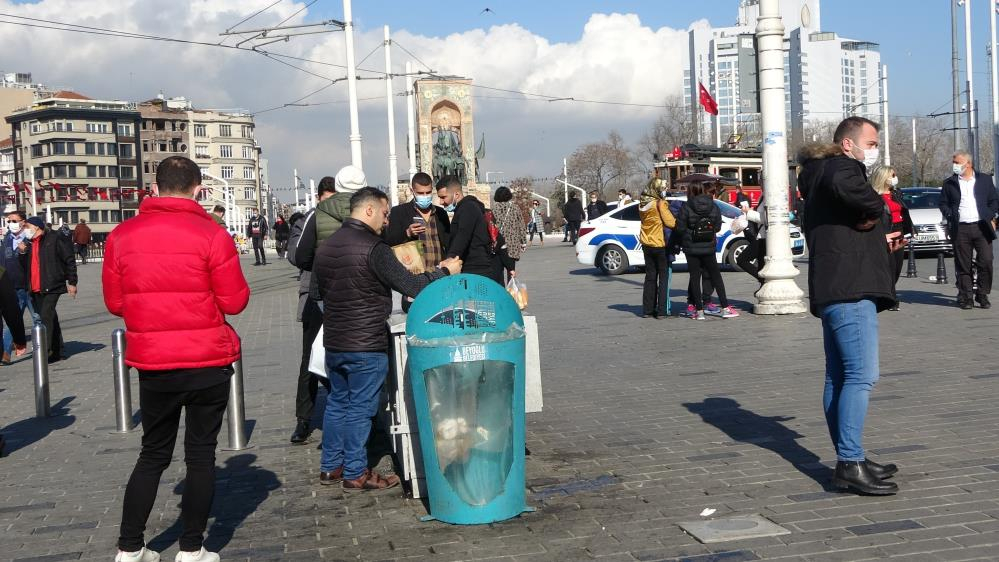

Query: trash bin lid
<box><xmin>407</xmin><ymin>274</ymin><xmax>523</xmax><ymax>341</ymax></box>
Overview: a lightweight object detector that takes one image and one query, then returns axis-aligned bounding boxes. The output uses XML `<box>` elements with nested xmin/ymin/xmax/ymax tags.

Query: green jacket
<box><xmin>314</xmin><ymin>192</ymin><xmax>352</xmax><ymax>249</ymax></box>
<box><xmin>211</xmin><ymin>213</ymin><xmax>226</xmax><ymax>229</ymax></box>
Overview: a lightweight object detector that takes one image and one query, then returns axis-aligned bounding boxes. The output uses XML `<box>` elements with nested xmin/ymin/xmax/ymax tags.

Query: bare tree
<box><xmin>885</xmin><ymin>116</ymin><xmax>953</xmax><ymax>188</ymax></box>
<box><xmin>567</xmin><ymin>130</ymin><xmax>638</xmax><ymax>199</ymax></box>
<box><xmin>509</xmin><ymin>176</ymin><xmax>533</xmax><ymax>224</ymax></box>
<box><xmin>639</xmin><ymin>94</ymin><xmax>696</xmax><ymax>163</ymax></box>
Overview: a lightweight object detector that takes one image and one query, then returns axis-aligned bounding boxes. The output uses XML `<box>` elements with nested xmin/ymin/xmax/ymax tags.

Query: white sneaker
<box><xmin>116</xmin><ymin>548</ymin><xmax>160</xmax><ymax>562</ymax></box>
<box><xmin>175</xmin><ymin>548</ymin><xmax>220</xmax><ymax>562</ymax></box>
<box><xmin>694</xmin><ymin>310</ymin><xmax>706</xmax><ymax>320</ymax></box>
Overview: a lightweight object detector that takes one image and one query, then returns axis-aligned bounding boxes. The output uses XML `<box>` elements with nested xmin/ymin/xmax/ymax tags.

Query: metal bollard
<box><xmin>32</xmin><ymin>322</ymin><xmax>50</xmax><ymax>418</ymax></box>
<box><xmin>111</xmin><ymin>329</ymin><xmax>136</xmax><ymax>433</ymax></box>
<box><xmin>905</xmin><ymin>244</ymin><xmax>917</xmax><ymax>278</ymax></box>
<box><xmin>224</xmin><ymin>356</ymin><xmax>252</xmax><ymax>451</ymax></box>
<box><xmin>935</xmin><ymin>252</ymin><xmax>949</xmax><ymax>284</ymax></box>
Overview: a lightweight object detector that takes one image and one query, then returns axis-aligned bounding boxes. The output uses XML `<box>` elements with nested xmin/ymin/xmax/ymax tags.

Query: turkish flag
<box><xmin>698</xmin><ymin>82</ymin><xmax>719</xmax><ymax>116</ymax></box>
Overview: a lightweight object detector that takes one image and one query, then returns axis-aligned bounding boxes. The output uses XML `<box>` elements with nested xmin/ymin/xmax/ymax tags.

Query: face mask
<box><xmin>22</xmin><ymin>228</ymin><xmax>34</xmax><ymax>240</ymax></box>
<box><xmin>860</xmin><ymin>148</ymin><xmax>879</xmax><ymax>168</ymax></box>
<box><xmin>414</xmin><ymin>194</ymin><xmax>433</xmax><ymax>209</ymax></box>
<box><xmin>953</xmin><ymin>163</ymin><xmax>965</xmax><ymax>175</ymax></box>
<box><xmin>7</xmin><ymin>222</ymin><xmax>21</xmax><ymax>234</ymax></box>
<box><xmin>444</xmin><ymin>203</ymin><xmax>456</xmax><ymax>213</ymax></box>
<box><xmin>889</xmin><ymin>176</ymin><xmax>899</xmax><ymax>187</ymax></box>
<box><xmin>590</xmin><ymin>198</ymin><xmax>597</xmax><ymax>203</ymax></box>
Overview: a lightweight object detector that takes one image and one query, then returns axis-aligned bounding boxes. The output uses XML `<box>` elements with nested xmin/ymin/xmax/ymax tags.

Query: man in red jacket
<box><xmin>104</xmin><ymin>156</ymin><xmax>250</xmax><ymax>562</ymax></box>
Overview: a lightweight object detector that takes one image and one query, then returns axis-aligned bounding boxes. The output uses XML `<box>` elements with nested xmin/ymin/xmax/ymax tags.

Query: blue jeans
<box><xmin>3</xmin><ymin>288</ymin><xmax>39</xmax><ymax>356</ymax></box>
<box><xmin>820</xmin><ymin>299</ymin><xmax>879</xmax><ymax>462</ymax></box>
<box><xmin>320</xmin><ymin>351</ymin><xmax>388</xmax><ymax>479</ymax></box>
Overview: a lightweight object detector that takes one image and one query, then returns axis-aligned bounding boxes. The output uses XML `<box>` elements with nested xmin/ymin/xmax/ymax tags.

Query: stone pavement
<box><xmin>2</xmin><ymin>245</ymin><xmax>999</xmax><ymax>562</ymax></box>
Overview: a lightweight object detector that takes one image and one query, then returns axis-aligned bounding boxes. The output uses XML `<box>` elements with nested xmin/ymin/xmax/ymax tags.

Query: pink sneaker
<box><xmin>721</xmin><ymin>306</ymin><xmax>740</xmax><ymax>318</ymax></box>
<box><xmin>684</xmin><ymin>304</ymin><xmax>696</xmax><ymax>318</ymax></box>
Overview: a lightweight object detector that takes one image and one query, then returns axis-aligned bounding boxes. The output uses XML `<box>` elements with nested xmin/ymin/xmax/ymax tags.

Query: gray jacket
<box><xmin>287</xmin><ymin>212</ymin><xmax>313</xmax><ymax>321</ymax></box>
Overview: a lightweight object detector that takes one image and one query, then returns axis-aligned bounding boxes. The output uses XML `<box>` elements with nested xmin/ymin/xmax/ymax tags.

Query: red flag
<box><xmin>698</xmin><ymin>82</ymin><xmax>718</xmax><ymax>116</ymax></box>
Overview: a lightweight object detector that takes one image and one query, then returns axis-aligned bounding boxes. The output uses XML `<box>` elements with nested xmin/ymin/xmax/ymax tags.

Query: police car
<box><xmin>574</xmin><ymin>198</ymin><xmax>806</xmax><ymax>275</ymax></box>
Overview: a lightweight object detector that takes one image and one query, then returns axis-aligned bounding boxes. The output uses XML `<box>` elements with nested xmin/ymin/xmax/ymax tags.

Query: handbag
<box><xmin>308</xmin><ymin>326</ymin><xmax>327</xmax><ymax>378</ymax></box>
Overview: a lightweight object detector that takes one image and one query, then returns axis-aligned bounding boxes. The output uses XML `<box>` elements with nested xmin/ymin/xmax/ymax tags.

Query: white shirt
<box><xmin>958</xmin><ymin>174</ymin><xmax>980</xmax><ymax>223</ymax></box>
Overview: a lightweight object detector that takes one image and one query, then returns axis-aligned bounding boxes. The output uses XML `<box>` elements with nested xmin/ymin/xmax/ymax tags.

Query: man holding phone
<box><xmin>384</xmin><ymin>172</ymin><xmax>450</xmax><ymax>309</ymax></box>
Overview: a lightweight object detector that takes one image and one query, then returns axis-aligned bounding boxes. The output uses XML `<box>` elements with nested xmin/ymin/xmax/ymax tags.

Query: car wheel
<box><xmin>726</xmin><ymin>239</ymin><xmax>749</xmax><ymax>271</ymax></box>
<box><xmin>597</xmin><ymin>245</ymin><xmax>629</xmax><ymax>275</ymax></box>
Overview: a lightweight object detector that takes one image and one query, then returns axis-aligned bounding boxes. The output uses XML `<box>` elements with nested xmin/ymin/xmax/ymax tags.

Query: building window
<box><xmin>53</xmin><ymin>164</ymin><xmax>67</xmax><ymax>178</ymax></box>
<box><xmin>119</xmin><ymin>144</ymin><xmax>133</xmax><ymax>159</ymax></box>
<box><xmin>221</xmin><ymin>165</ymin><xmax>233</xmax><ymax>179</ymax></box>
<box><xmin>194</xmin><ymin>123</ymin><xmax>207</xmax><ymax>137</ymax></box>
<box><xmin>195</xmin><ymin>145</ymin><xmax>209</xmax><ymax>158</ymax></box>
<box><xmin>86</xmin><ymin>122</ymin><xmax>109</xmax><ymax>133</ymax></box>
<box><xmin>88</xmin><ymin>210</ymin><xmax>99</xmax><ymax>222</ymax></box>
<box><xmin>33</xmin><ymin>166</ymin><xmax>44</xmax><ymax>180</ymax></box>
<box><xmin>87</xmin><ymin>165</ymin><xmax>97</xmax><ymax>178</ymax></box>
<box><xmin>219</xmin><ymin>145</ymin><xmax>233</xmax><ymax>158</ymax></box>
<box><xmin>30</xmin><ymin>122</ymin><xmax>39</xmax><ymax>134</ymax></box>
<box><xmin>120</xmin><ymin>166</ymin><xmax>134</xmax><ymax>179</ymax></box>
<box><xmin>244</xmin><ymin>187</ymin><xmax>255</xmax><ymax>200</ymax></box>
<box><xmin>244</xmin><ymin>207</ymin><xmax>254</xmax><ymax>220</ymax></box>
<box><xmin>107</xmin><ymin>143</ymin><xmax>117</xmax><ymax>156</ymax></box>
<box><xmin>31</xmin><ymin>144</ymin><xmax>43</xmax><ymax>157</ymax></box>
<box><xmin>97</xmin><ymin>143</ymin><xmax>106</xmax><ymax>156</ymax></box>
<box><xmin>219</xmin><ymin>124</ymin><xmax>232</xmax><ymax>137</ymax></box>
<box><xmin>243</xmin><ymin>166</ymin><xmax>255</xmax><ymax>180</ymax></box>
<box><xmin>241</xmin><ymin>125</ymin><xmax>252</xmax><ymax>138</ymax></box>
<box><xmin>111</xmin><ymin>210</ymin><xmax>122</xmax><ymax>223</ymax></box>
<box><xmin>117</xmin><ymin>123</ymin><xmax>132</xmax><ymax>136</ymax></box>
<box><xmin>241</xmin><ymin>145</ymin><xmax>253</xmax><ymax>159</ymax></box>
<box><xmin>108</xmin><ymin>166</ymin><xmax>118</xmax><ymax>178</ymax></box>
<box><xmin>123</xmin><ymin>210</ymin><xmax>137</xmax><ymax>220</ymax></box>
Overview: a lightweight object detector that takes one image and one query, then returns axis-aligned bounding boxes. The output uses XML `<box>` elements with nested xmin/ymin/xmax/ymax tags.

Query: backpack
<box><xmin>483</xmin><ymin>209</ymin><xmax>500</xmax><ymax>254</ymax></box>
<box><xmin>689</xmin><ymin>208</ymin><xmax>716</xmax><ymax>243</ymax></box>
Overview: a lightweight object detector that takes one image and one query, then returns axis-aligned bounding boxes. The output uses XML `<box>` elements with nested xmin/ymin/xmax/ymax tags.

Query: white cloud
<box><xmin>1</xmin><ymin>1</ymin><xmax>690</xmax><ymax>199</ymax></box>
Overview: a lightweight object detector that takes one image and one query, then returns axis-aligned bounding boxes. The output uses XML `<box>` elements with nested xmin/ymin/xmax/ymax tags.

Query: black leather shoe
<box><xmin>960</xmin><ymin>299</ymin><xmax>974</xmax><ymax>310</ymax></box>
<box><xmin>865</xmin><ymin>458</ymin><xmax>898</xmax><ymax>479</ymax></box>
<box><xmin>290</xmin><ymin>420</ymin><xmax>312</xmax><ymax>444</ymax></box>
<box><xmin>831</xmin><ymin>461</ymin><xmax>898</xmax><ymax>495</ymax></box>
<box><xmin>976</xmin><ymin>295</ymin><xmax>991</xmax><ymax>309</ymax></box>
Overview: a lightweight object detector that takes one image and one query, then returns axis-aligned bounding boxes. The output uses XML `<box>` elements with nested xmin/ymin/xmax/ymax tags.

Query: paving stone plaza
<box><xmin>2</xmin><ymin>246</ymin><xmax>999</xmax><ymax>562</ymax></box>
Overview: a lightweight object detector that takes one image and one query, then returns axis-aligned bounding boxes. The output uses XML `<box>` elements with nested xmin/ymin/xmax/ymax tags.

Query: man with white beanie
<box><xmin>286</xmin><ymin>165</ymin><xmax>365</xmax><ymax>442</ymax></box>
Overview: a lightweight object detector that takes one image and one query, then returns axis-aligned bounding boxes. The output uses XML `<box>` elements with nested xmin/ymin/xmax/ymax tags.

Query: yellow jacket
<box><xmin>639</xmin><ymin>199</ymin><xmax>676</xmax><ymax>248</ymax></box>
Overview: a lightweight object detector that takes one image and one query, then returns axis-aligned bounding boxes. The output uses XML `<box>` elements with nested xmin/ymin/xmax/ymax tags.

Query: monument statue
<box><xmin>432</xmin><ymin>115</ymin><xmax>467</xmax><ymax>184</ymax></box>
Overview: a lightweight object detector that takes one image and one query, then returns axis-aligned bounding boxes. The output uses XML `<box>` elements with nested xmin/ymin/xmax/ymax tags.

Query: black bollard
<box><xmin>935</xmin><ymin>252</ymin><xmax>948</xmax><ymax>285</ymax></box>
<box><xmin>905</xmin><ymin>244</ymin><xmax>917</xmax><ymax>278</ymax></box>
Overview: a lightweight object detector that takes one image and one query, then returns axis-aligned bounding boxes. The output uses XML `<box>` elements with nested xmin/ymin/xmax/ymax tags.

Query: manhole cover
<box><xmin>679</xmin><ymin>514</ymin><xmax>790</xmax><ymax>544</ymax></box>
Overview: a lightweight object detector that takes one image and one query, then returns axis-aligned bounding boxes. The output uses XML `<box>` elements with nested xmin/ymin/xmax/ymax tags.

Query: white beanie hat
<box><xmin>334</xmin><ymin>165</ymin><xmax>366</xmax><ymax>193</ymax></box>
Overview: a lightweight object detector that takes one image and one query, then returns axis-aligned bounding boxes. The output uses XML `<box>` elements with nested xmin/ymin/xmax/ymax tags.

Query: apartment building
<box><xmin>4</xmin><ymin>91</ymin><xmax>142</xmax><ymax>238</ymax></box>
<box><xmin>138</xmin><ymin>95</ymin><xmax>262</xmax><ymax>229</ymax></box>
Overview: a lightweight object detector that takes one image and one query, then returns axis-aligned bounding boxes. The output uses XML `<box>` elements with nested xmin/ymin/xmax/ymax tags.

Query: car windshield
<box><xmin>610</xmin><ymin>203</ymin><xmax>640</xmax><ymax>221</ymax></box>
<box><xmin>714</xmin><ymin>200</ymin><xmax>742</xmax><ymax>219</ymax></box>
<box><xmin>901</xmin><ymin>190</ymin><xmax>942</xmax><ymax>209</ymax></box>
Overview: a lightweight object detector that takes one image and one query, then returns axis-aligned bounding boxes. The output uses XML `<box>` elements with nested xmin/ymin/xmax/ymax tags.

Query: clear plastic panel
<box><xmin>423</xmin><ymin>360</ymin><xmax>514</xmax><ymax>506</ymax></box>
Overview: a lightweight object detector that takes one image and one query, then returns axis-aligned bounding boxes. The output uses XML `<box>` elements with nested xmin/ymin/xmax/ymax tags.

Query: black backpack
<box><xmin>690</xmin><ymin>209</ymin><xmax>716</xmax><ymax>243</ymax></box>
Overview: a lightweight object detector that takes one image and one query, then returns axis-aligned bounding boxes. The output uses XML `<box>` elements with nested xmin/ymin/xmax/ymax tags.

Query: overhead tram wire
<box><xmin>220</xmin><ymin>0</ymin><xmax>285</xmax><ymax>44</ymax></box>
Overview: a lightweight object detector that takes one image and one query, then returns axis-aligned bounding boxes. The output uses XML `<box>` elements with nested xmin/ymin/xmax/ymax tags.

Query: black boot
<box><xmin>290</xmin><ymin>420</ymin><xmax>312</xmax><ymax>444</ymax></box>
<box><xmin>832</xmin><ymin>461</ymin><xmax>898</xmax><ymax>495</ymax></box>
<box><xmin>865</xmin><ymin>458</ymin><xmax>898</xmax><ymax>479</ymax></box>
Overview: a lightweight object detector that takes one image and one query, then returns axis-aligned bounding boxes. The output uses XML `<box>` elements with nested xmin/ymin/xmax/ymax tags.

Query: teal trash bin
<box><xmin>406</xmin><ymin>274</ymin><xmax>532</xmax><ymax>524</ymax></box>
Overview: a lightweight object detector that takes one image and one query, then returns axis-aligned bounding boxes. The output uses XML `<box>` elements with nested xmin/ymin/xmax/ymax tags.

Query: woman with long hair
<box><xmin>870</xmin><ymin>165</ymin><xmax>913</xmax><ymax>310</ymax></box>
<box><xmin>492</xmin><ymin>186</ymin><xmax>528</xmax><ymax>283</ymax></box>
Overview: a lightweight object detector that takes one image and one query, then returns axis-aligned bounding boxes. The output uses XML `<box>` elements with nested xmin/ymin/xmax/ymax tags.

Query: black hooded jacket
<box><xmin>674</xmin><ymin>195</ymin><xmax>721</xmax><ymax>256</ymax></box>
<box><xmin>797</xmin><ymin>143</ymin><xmax>894</xmax><ymax>316</ymax></box>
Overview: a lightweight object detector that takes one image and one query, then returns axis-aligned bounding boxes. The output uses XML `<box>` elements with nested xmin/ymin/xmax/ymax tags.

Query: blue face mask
<box><xmin>444</xmin><ymin>203</ymin><xmax>456</xmax><ymax>213</ymax></box>
<box><xmin>414</xmin><ymin>194</ymin><xmax>433</xmax><ymax>209</ymax></box>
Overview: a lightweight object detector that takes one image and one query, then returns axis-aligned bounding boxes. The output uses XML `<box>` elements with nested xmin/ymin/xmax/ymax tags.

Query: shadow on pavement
<box><xmin>0</xmin><ymin>396</ymin><xmax>77</xmax><ymax>455</ymax></box>
<box><xmin>896</xmin><ymin>289</ymin><xmax>954</xmax><ymax>308</ymax></box>
<box><xmin>147</xmin><ymin>454</ymin><xmax>281</xmax><ymax>553</ymax></box>
<box><xmin>682</xmin><ymin>397</ymin><xmax>834</xmax><ymax>489</ymax></box>
<box><xmin>607</xmin><ymin>303</ymin><xmax>645</xmax><ymax>317</ymax></box>
<box><xmin>63</xmin><ymin>340</ymin><xmax>107</xmax><ymax>355</ymax></box>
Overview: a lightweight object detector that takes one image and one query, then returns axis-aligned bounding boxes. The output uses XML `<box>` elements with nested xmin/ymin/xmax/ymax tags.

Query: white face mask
<box><xmin>889</xmin><ymin>176</ymin><xmax>899</xmax><ymax>187</ymax></box>
<box><xmin>22</xmin><ymin>228</ymin><xmax>34</xmax><ymax>240</ymax></box>
<box><xmin>953</xmin><ymin>163</ymin><xmax>965</xmax><ymax>176</ymax></box>
<box><xmin>861</xmin><ymin>148</ymin><xmax>879</xmax><ymax>169</ymax></box>
<box><xmin>7</xmin><ymin>221</ymin><xmax>21</xmax><ymax>234</ymax></box>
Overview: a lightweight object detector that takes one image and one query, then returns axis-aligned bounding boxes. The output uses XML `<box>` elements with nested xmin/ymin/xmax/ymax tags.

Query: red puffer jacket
<box><xmin>102</xmin><ymin>197</ymin><xmax>250</xmax><ymax>370</ymax></box>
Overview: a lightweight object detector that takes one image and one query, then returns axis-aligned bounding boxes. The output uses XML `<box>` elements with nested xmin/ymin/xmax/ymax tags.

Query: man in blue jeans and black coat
<box><xmin>798</xmin><ymin>116</ymin><xmax>905</xmax><ymax>495</ymax></box>
<box><xmin>313</xmin><ymin>187</ymin><xmax>462</xmax><ymax>491</ymax></box>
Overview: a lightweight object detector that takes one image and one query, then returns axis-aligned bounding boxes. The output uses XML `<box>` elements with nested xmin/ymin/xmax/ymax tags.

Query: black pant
<box><xmin>954</xmin><ymin>222</ymin><xmax>993</xmax><ymax>300</ymax></box>
<box><xmin>296</xmin><ymin>296</ymin><xmax>328</xmax><ymax>421</ymax></box>
<box><xmin>889</xmin><ymin>224</ymin><xmax>905</xmax><ymax>293</ymax></box>
<box><xmin>642</xmin><ymin>247</ymin><xmax>670</xmax><ymax>316</ymax></box>
<box><xmin>31</xmin><ymin>292</ymin><xmax>63</xmax><ymax>360</ymax></box>
<box><xmin>566</xmin><ymin>221</ymin><xmax>581</xmax><ymax>243</ymax></box>
<box><xmin>275</xmin><ymin>239</ymin><xmax>288</xmax><ymax>257</ymax></box>
<box><xmin>736</xmin><ymin>237</ymin><xmax>764</xmax><ymax>282</ymax></box>
<box><xmin>687</xmin><ymin>270</ymin><xmax>714</xmax><ymax>305</ymax></box>
<box><xmin>529</xmin><ymin>222</ymin><xmax>543</xmax><ymax>242</ymax></box>
<box><xmin>686</xmin><ymin>253</ymin><xmax>728</xmax><ymax>309</ymax></box>
<box><xmin>252</xmin><ymin>236</ymin><xmax>266</xmax><ymax>264</ymax></box>
<box><xmin>118</xmin><ymin>378</ymin><xmax>230</xmax><ymax>552</ymax></box>
<box><xmin>75</xmin><ymin>243</ymin><xmax>88</xmax><ymax>263</ymax></box>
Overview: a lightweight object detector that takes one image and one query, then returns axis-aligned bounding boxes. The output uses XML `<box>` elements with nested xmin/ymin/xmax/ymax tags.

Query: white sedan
<box><xmin>574</xmin><ymin>198</ymin><xmax>805</xmax><ymax>275</ymax></box>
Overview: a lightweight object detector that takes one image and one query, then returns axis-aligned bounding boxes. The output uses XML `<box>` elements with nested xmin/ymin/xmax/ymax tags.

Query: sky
<box><xmin>0</xmin><ymin>0</ymin><xmax>991</xmax><ymax>201</ymax></box>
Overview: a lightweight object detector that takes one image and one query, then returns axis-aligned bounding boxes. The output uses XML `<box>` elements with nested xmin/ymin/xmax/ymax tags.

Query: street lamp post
<box><xmin>343</xmin><ymin>0</ymin><xmax>363</xmax><ymax>169</ymax></box>
<box><xmin>530</xmin><ymin>192</ymin><xmax>551</xmax><ymax>218</ymax></box>
<box><xmin>384</xmin><ymin>25</ymin><xmax>399</xmax><ymax>206</ymax></box>
<box><xmin>753</xmin><ymin>0</ymin><xmax>806</xmax><ymax>315</ymax></box>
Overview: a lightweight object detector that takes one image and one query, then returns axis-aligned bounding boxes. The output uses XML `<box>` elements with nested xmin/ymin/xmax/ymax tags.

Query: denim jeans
<box><xmin>320</xmin><ymin>351</ymin><xmax>388</xmax><ymax>479</ymax></box>
<box><xmin>820</xmin><ymin>299</ymin><xmax>879</xmax><ymax>462</ymax></box>
<box><xmin>3</xmin><ymin>288</ymin><xmax>39</xmax><ymax>356</ymax></box>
